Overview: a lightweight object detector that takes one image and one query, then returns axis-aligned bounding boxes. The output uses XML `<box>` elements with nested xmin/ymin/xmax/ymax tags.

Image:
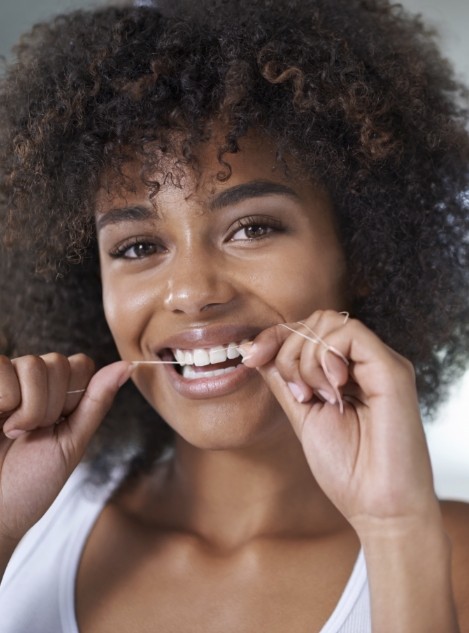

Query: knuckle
<box><xmin>346</xmin><ymin>317</ymin><xmax>361</xmax><ymax>335</ymax></box>
<box><xmin>323</xmin><ymin>308</ymin><xmax>340</xmax><ymax>320</ymax></box>
<box><xmin>17</xmin><ymin>354</ymin><xmax>46</xmax><ymax>375</ymax></box>
<box><xmin>378</xmin><ymin>352</ymin><xmax>416</xmax><ymax>392</ymax></box>
<box><xmin>309</xmin><ymin>309</ymin><xmax>326</xmax><ymax>326</ymax></box>
<box><xmin>42</xmin><ymin>352</ymin><xmax>68</xmax><ymax>367</ymax></box>
<box><xmin>316</xmin><ymin>308</ymin><xmax>336</xmax><ymax>322</ymax></box>
<box><xmin>71</xmin><ymin>353</ymin><xmax>95</xmax><ymax>375</ymax></box>
<box><xmin>396</xmin><ymin>355</ymin><xmax>416</xmax><ymax>381</ymax></box>
<box><xmin>307</xmin><ymin>309</ymin><xmax>340</xmax><ymax>333</ymax></box>
<box><xmin>43</xmin><ymin>353</ymin><xmax>72</xmax><ymax>381</ymax></box>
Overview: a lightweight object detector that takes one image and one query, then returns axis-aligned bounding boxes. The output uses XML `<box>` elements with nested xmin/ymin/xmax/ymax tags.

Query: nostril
<box><xmin>201</xmin><ymin>302</ymin><xmax>225</xmax><ymax>311</ymax></box>
<box><xmin>163</xmin><ymin>273</ymin><xmax>236</xmax><ymax>315</ymax></box>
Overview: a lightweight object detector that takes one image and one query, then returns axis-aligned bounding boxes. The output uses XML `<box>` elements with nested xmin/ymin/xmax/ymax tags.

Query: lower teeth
<box><xmin>181</xmin><ymin>365</ymin><xmax>238</xmax><ymax>380</ymax></box>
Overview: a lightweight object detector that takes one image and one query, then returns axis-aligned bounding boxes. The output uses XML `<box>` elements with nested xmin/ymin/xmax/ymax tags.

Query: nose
<box><xmin>162</xmin><ymin>250</ymin><xmax>236</xmax><ymax>316</ymax></box>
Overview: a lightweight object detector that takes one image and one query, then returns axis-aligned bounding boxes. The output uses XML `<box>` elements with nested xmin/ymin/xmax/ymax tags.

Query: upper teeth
<box><xmin>173</xmin><ymin>340</ymin><xmax>248</xmax><ymax>367</ymax></box>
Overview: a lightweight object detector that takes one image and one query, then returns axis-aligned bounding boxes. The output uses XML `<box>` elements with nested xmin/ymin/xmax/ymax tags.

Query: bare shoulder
<box><xmin>440</xmin><ymin>500</ymin><xmax>469</xmax><ymax>625</ymax></box>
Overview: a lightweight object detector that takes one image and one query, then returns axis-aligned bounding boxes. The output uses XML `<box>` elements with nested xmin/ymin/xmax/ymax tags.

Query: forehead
<box><xmin>94</xmin><ymin>133</ymin><xmax>329</xmax><ymax>222</ymax></box>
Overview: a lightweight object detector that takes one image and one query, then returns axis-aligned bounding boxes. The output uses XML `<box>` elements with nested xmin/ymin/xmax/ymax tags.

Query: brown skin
<box><xmin>79</xmin><ymin>137</ymin><xmax>360</xmax><ymax>632</ymax></box>
<box><xmin>1</xmin><ymin>138</ymin><xmax>469</xmax><ymax>631</ymax></box>
<box><xmin>97</xmin><ymin>138</ymin><xmax>347</xmax><ymax>453</ymax></box>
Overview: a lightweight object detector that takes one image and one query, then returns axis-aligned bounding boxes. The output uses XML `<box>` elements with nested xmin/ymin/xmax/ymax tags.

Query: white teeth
<box><xmin>227</xmin><ymin>342</ymin><xmax>239</xmax><ymax>359</ymax></box>
<box><xmin>182</xmin><ymin>365</ymin><xmax>238</xmax><ymax>380</ymax></box>
<box><xmin>173</xmin><ymin>341</ymin><xmax>246</xmax><ymax>367</ymax></box>
<box><xmin>193</xmin><ymin>349</ymin><xmax>210</xmax><ymax>367</ymax></box>
<box><xmin>209</xmin><ymin>346</ymin><xmax>226</xmax><ymax>364</ymax></box>
<box><xmin>175</xmin><ymin>350</ymin><xmax>185</xmax><ymax>365</ymax></box>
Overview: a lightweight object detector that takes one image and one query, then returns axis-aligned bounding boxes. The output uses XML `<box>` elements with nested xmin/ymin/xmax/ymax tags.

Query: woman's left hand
<box><xmin>240</xmin><ymin>309</ymin><xmax>440</xmax><ymax>539</ymax></box>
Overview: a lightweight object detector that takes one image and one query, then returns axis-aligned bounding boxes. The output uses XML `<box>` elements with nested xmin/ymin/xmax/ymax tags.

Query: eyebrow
<box><xmin>208</xmin><ymin>180</ymin><xmax>300</xmax><ymax>211</ymax></box>
<box><xmin>96</xmin><ymin>179</ymin><xmax>300</xmax><ymax>231</ymax></box>
<box><xmin>96</xmin><ymin>204</ymin><xmax>156</xmax><ymax>232</ymax></box>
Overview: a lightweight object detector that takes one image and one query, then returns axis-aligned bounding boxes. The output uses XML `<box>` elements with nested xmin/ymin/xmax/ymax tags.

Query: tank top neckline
<box><xmin>59</xmin><ymin>490</ymin><xmax>366</xmax><ymax>633</ymax></box>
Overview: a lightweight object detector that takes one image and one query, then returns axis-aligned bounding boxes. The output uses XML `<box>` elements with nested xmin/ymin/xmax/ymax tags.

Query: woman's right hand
<box><xmin>0</xmin><ymin>353</ymin><xmax>132</xmax><ymax>550</ymax></box>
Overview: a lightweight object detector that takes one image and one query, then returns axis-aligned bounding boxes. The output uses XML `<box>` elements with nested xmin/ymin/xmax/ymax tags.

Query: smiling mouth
<box><xmin>161</xmin><ymin>339</ymin><xmax>250</xmax><ymax>380</ymax></box>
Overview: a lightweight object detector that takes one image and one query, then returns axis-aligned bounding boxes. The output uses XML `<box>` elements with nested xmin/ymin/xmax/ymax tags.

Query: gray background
<box><xmin>1</xmin><ymin>0</ymin><xmax>468</xmax><ymax>499</ymax></box>
<box><xmin>1</xmin><ymin>0</ymin><xmax>469</xmax><ymax>76</ymax></box>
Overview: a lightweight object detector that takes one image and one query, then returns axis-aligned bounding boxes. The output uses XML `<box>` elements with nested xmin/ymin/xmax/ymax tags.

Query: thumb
<box><xmin>57</xmin><ymin>360</ymin><xmax>132</xmax><ymax>466</ymax></box>
<box><xmin>256</xmin><ymin>361</ymin><xmax>310</xmax><ymax>440</ymax></box>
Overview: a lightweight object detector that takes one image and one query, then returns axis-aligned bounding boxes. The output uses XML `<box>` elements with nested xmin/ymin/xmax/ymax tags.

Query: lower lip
<box><xmin>163</xmin><ymin>361</ymin><xmax>255</xmax><ymax>399</ymax></box>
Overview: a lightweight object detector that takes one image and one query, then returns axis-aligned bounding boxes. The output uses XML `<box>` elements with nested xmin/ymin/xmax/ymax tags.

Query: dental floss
<box><xmin>131</xmin><ymin>360</ymin><xmax>180</xmax><ymax>365</ymax></box>
<box><xmin>68</xmin><ymin>317</ymin><xmax>351</xmax><ymax>407</ymax></box>
<box><xmin>296</xmin><ymin>321</ymin><xmax>350</xmax><ymax>366</ymax></box>
<box><xmin>130</xmin><ymin>342</ymin><xmax>248</xmax><ymax>366</ymax></box>
<box><xmin>339</xmin><ymin>311</ymin><xmax>350</xmax><ymax>324</ymax></box>
<box><xmin>280</xmin><ymin>321</ymin><xmax>349</xmax><ymax>414</ymax></box>
<box><xmin>65</xmin><ymin>344</ymin><xmax>247</xmax><ymax>393</ymax></box>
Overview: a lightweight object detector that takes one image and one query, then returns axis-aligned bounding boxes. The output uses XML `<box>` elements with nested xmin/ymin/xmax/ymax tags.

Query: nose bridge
<box><xmin>163</xmin><ymin>240</ymin><xmax>234</xmax><ymax>314</ymax></box>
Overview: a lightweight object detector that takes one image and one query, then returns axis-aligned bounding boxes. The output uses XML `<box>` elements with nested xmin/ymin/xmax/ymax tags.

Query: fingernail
<box><xmin>239</xmin><ymin>342</ymin><xmax>258</xmax><ymax>364</ymax></box>
<box><xmin>287</xmin><ymin>382</ymin><xmax>306</xmax><ymax>403</ymax></box>
<box><xmin>317</xmin><ymin>389</ymin><xmax>337</xmax><ymax>405</ymax></box>
<box><xmin>320</xmin><ymin>349</ymin><xmax>339</xmax><ymax>388</ymax></box>
<box><xmin>320</xmin><ymin>350</ymin><xmax>344</xmax><ymax>413</ymax></box>
<box><xmin>238</xmin><ymin>342</ymin><xmax>255</xmax><ymax>358</ymax></box>
<box><xmin>4</xmin><ymin>428</ymin><xmax>26</xmax><ymax>439</ymax></box>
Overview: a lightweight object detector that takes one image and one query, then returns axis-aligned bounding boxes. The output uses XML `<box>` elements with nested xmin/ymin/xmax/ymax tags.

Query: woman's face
<box><xmin>96</xmin><ymin>137</ymin><xmax>347</xmax><ymax>449</ymax></box>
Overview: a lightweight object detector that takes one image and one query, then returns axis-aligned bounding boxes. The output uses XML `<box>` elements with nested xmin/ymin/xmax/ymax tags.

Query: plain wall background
<box><xmin>1</xmin><ymin>0</ymin><xmax>468</xmax><ymax>500</ymax></box>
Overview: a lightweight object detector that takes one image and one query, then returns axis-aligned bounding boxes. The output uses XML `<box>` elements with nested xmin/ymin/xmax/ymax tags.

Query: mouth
<box><xmin>160</xmin><ymin>339</ymin><xmax>250</xmax><ymax>381</ymax></box>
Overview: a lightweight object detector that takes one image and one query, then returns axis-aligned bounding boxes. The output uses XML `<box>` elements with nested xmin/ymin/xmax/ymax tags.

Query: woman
<box><xmin>0</xmin><ymin>0</ymin><xmax>469</xmax><ymax>630</ymax></box>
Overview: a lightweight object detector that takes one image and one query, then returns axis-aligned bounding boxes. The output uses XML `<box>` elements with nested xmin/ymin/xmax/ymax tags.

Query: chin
<box><xmin>158</xmin><ymin>395</ymin><xmax>287</xmax><ymax>452</ymax></box>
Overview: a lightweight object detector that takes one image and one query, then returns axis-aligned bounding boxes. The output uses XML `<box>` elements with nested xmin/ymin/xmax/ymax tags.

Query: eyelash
<box><xmin>109</xmin><ymin>237</ymin><xmax>165</xmax><ymax>260</ymax></box>
<box><xmin>108</xmin><ymin>216</ymin><xmax>284</xmax><ymax>260</ymax></box>
<box><xmin>229</xmin><ymin>215</ymin><xmax>284</xmax><ymax>241</ymax></box>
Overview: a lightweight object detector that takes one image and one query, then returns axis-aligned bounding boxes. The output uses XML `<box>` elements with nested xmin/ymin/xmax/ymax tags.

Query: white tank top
<box><xmin>0</xmin><ymin>466</ymin><xmax>371</xmax><ymax>632</ymax></box>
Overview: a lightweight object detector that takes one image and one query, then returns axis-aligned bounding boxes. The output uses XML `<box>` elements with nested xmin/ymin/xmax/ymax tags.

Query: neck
<box><xmin>146</xmin><ymin>425</ymin><xmax>348</xmax><ymax>550</ymax></box>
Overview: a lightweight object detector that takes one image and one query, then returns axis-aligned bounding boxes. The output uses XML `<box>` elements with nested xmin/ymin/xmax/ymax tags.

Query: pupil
<box><xmin>134</xmin><ymin>243</ymin><xmax>150</xmax><ymax>257</ymax></box>
<box><xmin>247</xmin><ymin>225</ymin><xmax>265</xmax><ymax>238</ymax></box>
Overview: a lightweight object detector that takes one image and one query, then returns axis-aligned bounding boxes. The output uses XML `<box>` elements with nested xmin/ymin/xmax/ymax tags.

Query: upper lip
<box><xmin>152</xmin><ymin>324</ymin><xmax>267</xmax><ymax>355</ymax></box>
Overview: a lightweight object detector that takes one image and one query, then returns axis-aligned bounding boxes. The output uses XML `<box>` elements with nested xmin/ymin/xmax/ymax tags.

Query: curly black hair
<box><xmin>1</xmin><ymin>0</ymin><xmax>469</xmax><ymax>483</ymax></box>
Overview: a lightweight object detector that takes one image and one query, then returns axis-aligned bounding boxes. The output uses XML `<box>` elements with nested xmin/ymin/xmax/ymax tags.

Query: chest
<box><xmin>75</xmin><ymin>516</ymin><xmax>359</xmax><ymax>633</ymax></box>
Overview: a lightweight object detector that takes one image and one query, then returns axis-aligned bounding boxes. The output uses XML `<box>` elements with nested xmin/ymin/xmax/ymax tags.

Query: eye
<box><xmin>109</xmin><ymin>238</ymin><xmax>163</xmax><ymax>260</ymax></box>
<box><xmin>230</xmin><ymin>216</ymin><xmax>284</xmax><ymax>241</ymax></box>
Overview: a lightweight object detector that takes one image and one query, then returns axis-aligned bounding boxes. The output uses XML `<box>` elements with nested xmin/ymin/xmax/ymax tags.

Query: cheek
<box><xmin>101</xmin><ymin>274</ymin><xmax>155</xmax><ymax>354</ymax></box>
<box><xmin>249</xmin><ymin>244</ymin><xmax>346</xmax><ymax>322</ymax></box>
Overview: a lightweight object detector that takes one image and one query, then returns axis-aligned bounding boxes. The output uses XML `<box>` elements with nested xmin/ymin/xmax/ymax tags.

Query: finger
<box><xmin>3</xmin><ymin>356</ymin><xmax>48</xmax><ymax>435</ymax></box>
<box><xmin>241</xmin><ymin>313</ymin><xmax>350</xmax><ymax>403</ymax></box>
<box><xmin>239</xmin><ymin>324</ymin><xmax>318</xmax><ymax>403</ymax></box>
<box><xmin>0</xmin><ymin>355</ymin><xmax>21</xmax><ymax>415</ymax></box>
<box><xmin>40</xmin><ymin>353</ymin><xmax>71</xmax><ymax>427</ymax></box>
<box><xmin>269</xmin><ymin>328</ymin><xmax>318</xmax><ymax>403</ymax></box>
<box><xmin>299</xmin><ymin>315</ymin><xmax>414</xmax><ymax>400</ymax></box>
<box><xmin>62</xmin><ymin>354</ymin><xmax>96</xmax><ymax>416</ymax></box>
<box><xmin>293</xmin><ymin>313</ymin><xmax>370</xmax><ymax>408</ymax></box>
<box><xmin>239</xmin><ymin>325</ymin><xmax>291</xmax><ymax>367</ymax></box>
<box><xmin>291</xmin><ymin>338</ymin><xmax>348</xmax><ymax>405</ymax></box>
<box><xmin>2</xmin><ymin>353</ymin><xmax>96</xmax><ymax>437</ymax></box>
<box><xmin>240</xmin><ymin>309</ymin><xmax>349</xmax><ymax>368</ymax></box>
<box><xmin>316</xmin><ymin>349</ymin><xmax>348</xmax><ymax>413</ymax></box>
<box><xmin>56</xmin><ymin>361</ymin><xmax>132</xmax><ymax>465</ymax></box>
<box><xmin>319</xmin><ymin>348</ymin><xmax>350</xmax><ymax>389</ymax></box>
<box><xmin>255</xmin><ymin>361</ymin><xmax>323</xmax><ymax>440</ymax></box>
